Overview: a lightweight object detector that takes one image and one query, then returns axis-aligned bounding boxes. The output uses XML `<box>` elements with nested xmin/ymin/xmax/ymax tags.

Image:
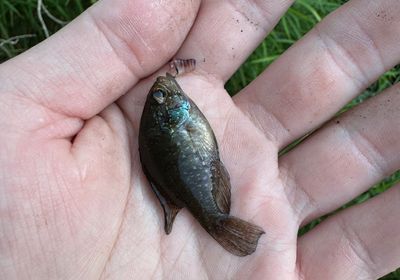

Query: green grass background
<box><xmin>1</xmin><ymin>0</ymin><xmax>399</xmax><ymax>278</ymax></box>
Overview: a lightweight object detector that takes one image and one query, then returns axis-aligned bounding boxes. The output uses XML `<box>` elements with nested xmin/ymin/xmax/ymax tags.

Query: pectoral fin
<box><xmin>211</xmin><ymin>160</ymin><xmax>231</xmax><ymax>214</ymax></box>
<box><xmin>149</xmin><ymin>181</ymin><xmax>181</xmax><ymax>234</ymax></box>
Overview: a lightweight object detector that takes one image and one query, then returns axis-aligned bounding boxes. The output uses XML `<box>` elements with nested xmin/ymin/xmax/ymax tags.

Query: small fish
<box><xmin>139</xmin><ymin>60</ymin><xmax>264</xmax><ymax>256</ymax></box>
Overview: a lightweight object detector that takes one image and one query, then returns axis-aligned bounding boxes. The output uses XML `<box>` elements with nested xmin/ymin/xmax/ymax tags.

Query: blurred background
<box><xmin>0</xmin><ymin>0</ymin><xmax>399</xmax><ymax>278</ymax></box>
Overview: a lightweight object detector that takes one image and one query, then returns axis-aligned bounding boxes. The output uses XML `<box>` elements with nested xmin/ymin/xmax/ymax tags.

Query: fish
<box><xmin>138</xmin><ymin>62</ymin><xmax>264</xmax><ymax>257</ymax></box>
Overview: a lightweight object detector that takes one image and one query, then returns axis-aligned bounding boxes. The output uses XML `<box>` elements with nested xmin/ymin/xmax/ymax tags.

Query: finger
<box><xmin>175</xmin><ymin>0</ymin><xmax>294</xmax><ymax>81</ymax></box>
<box><xmin>234</xmin><ymin>0</ymin><xmax>400</xmax><ymax>147</ymax></box>
<box><xmin>280</xmin><ymin>82</ymin><xmax>400</xmax><ymax>225</ymax></box>
<box><xmin>297</xmin><ymin>184</ymin><xmax>400</xmax><ymax>280</ymax></box>
<box><xmin>0</xmin><ymin>0</ymin><xmax>199</xmax><ymax>121</ymax></box>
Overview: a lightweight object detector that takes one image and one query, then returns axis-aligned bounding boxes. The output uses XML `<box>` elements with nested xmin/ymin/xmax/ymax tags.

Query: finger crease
<box><xmin>336</xmin><ymin>216</ymin><xmax>377</xmax><ymax>277</ymax></box>
<box><xmin>280</xmin><ymin>164</ymin><xmax>320</xmax><ymax>225</ymax></box>
<box><xmin>237</xmin><ymin>93</ymin><xmax>291</xmax><ymax>145</ymax></box>
<box><xmin>314</xmin><ymin>24</ymin><xmax>367</xmax><ymax>90</ymax></box>
<box><xmin>339</xmin><ymin>123</ymin><xmax>387</xmax><ymax>177</ymax></box>
<box><xmin>351</xmin><ymin>14</ymin><xmax>386</xmax><ymax>75</ymax></box>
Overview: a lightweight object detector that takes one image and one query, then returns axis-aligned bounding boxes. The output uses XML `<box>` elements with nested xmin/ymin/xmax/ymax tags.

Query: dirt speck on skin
<box><xmin>234</xmin><ymin>9</ymin><xmax>261</xmax><ymax>29</ymax></box>
<box><xmin>240</xmin><ymin>29</ymin><xmax>243</xmax><ymax>32</ymax></box>
<box><xmin>375</xmin><ymin>10</ymin><xmax>395</xmax><ymax>22</ymax></box>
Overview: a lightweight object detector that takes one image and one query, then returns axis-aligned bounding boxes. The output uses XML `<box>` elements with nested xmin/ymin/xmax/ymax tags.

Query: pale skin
<box><xmin>1</xmin><ymin>0</ymin><xmax>400</xmax><ymax>279</ymax></box>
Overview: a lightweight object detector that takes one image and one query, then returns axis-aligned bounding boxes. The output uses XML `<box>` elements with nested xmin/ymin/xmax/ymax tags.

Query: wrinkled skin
<box><xmin>1</xmin><ymin>0</ymin><xmax>400</xmax><ymax>279</ymax></box>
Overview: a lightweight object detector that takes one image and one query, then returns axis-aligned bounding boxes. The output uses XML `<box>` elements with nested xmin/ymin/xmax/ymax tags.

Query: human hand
<box><xmin>1</xmin><ymin>0</ymin><xmax>400</xmax><ymax>279</ymax></box>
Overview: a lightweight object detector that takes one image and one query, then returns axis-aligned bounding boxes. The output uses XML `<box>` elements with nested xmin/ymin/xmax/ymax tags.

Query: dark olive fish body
<box><xmin>139</xmin><ymin>73</ymin><xmax>264</xmax><ymax>256</ymax></box>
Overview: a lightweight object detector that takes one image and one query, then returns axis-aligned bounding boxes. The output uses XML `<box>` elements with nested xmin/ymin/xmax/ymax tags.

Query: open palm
<box><xmin>1</xmin><ymin>0</ymin><xmax>400</xmax><ymax>279</ymax></box>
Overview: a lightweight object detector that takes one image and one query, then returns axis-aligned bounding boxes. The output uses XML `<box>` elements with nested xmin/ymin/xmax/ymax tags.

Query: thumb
<box><xmin>0</xmin><ymin>0</ymin><xmax>200</xmax><ymax>123</ymax></box>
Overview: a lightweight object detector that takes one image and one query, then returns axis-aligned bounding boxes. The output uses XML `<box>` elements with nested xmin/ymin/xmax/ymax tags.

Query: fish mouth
<box><xmin>153</xmin><ymin>73</ymin><xmax>179</xmax><ymax>94</ymax></box>
<box><xmin>156</xmin><ymin>73</ymin><xmax>175</xmax><ymax>84</ymax></box>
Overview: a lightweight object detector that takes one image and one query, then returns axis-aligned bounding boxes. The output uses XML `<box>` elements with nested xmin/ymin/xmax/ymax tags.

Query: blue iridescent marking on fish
<box><xmin>167</xmin><ymin>99</ymin><xmax>190</xmax><ymax>125</ymax></box>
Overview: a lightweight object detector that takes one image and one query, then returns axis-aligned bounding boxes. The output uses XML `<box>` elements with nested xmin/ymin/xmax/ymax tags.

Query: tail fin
<box><xmin>210</xmin><ymin>215</ymin><xmax>264</xmax><ymax>257</ymax></box>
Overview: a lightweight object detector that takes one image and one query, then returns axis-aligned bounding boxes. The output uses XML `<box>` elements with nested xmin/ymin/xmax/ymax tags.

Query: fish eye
<box><xmin>152</xmin><ymin>91</ymin><xmax>166</xmax><ymax>104</ymax></box>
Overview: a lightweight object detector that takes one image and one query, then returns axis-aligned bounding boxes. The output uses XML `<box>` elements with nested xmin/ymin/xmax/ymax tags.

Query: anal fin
<box><xmin>149</xmin><ymin>181</ymin><xmax>181</xmax><ymax>234</ymax></box>
<box><xmin>211</xmin><ymin>160</ymin><xmax>231</xmax><ymax>214</ymax></box>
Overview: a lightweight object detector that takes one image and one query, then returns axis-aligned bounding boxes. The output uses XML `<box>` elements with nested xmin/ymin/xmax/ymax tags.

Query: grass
<box><xmin>1</xmin><ymin>0</ymin><xmax>399</xmax><ymax>278</ymax></box>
